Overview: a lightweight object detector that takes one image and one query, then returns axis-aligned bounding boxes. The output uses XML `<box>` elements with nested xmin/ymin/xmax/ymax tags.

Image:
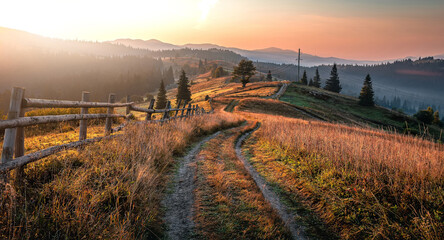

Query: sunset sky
<box><xmin>1</xmin><ymin>0</ymin><xmax>444</xmax><ymax>60</ymax></box>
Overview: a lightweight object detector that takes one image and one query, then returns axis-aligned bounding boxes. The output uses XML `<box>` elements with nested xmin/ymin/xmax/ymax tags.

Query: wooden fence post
<box><xmin>126</xmin><ymin>95</ymin><xmax>131</xmax><ymax>115</ymax></box>
<box><xmin>196</xmin><ymin>104</ymin><xmax>199</xmax><ymax>115</ymax></box>
<box><xmin>79</xmin><ymin>91</ymin><xmax>90</xmax><ymax>141</ymax></box>
<box><xmin>146</xmin><ymin>99</ymin><xmax>155</xmax><ymax>121</ymax></box>
<box><xmin>105</xmin><ymin>93</ymin><xmax>115</xmax><ymax>135</ymax></box>
<box><xmin>163</xmin><ymin>101</ymin><xmax>171</xmax><ymax>120</ymax></box>
<box><xmin>175</xmin><ymin>99</ymin><xmax>182</xmax><ymax>117</ymax></box>
<box><xmin>180</xmin><ymin>101</ymin><xmax>187</xmax><ymax>117</ymax></box>
<box><xmin>1</xmin><ymin>87</ymin><xmax>25</xmax><ymax>166</ymax></box>
<box><xmin>186</xmin><ymin>103</ymin><xmax>192</xmax><ymax>116</ymax></box>
<box><xmin>14</xmin><ymin>88</ymin><xmax>26</xmax><ymax>183</ymax></box>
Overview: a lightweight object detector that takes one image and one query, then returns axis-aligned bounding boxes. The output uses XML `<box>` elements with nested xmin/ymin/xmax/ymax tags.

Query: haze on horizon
<box><xmin>1</xmin><ymin>0</ymin><xmax>444</xmax><ymax>61</ymax></box>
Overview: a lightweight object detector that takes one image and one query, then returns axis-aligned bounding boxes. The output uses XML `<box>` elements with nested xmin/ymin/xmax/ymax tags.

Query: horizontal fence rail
<box><xmin>24</xmin><ymin>98</ymin><xmax>133</xmax><ymax>108</ymax></box>
<box><xmin>0</xmin><ymin>87</ymin><xmax>210</xmax><ymax>176</ymax></box>
<box><xmin>0</xmin><ymin>114</ymin><xmax>128</xmax><ymax>129</ymax></box>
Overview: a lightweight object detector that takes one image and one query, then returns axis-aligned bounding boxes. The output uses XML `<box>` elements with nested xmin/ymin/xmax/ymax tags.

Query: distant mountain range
<box><xmin>107</xmin><ymin>39</ymin><xmax>443</xmax><ymax>67</ymax></box>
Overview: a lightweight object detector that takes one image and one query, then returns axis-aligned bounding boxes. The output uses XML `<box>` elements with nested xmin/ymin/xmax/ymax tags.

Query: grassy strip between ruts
<box><xmin>242</xmin><ymin>113</ymin><xmax>443</xmax><ymax>240</ymax></box>
<box><xmin>194</xmin><ymin>121</ymin><xmax>291</xmax><ymax>239</ymax></box>
<box><xmin>0</xmin><ymin>111</ymin><xmax>244</xmax><ymax>239</ymax></box>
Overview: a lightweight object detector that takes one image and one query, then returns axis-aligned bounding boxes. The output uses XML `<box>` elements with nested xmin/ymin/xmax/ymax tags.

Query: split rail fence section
<box><xmin>0</xmin><ymin>87</ymin><xmax>208</xmax><ymax>173</ymax></box>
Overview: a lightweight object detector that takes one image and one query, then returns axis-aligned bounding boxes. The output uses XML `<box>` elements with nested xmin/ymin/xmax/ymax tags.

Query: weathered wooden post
<box><xmin>1</xmin><ymin>87</ymin><xmax>25</xmax><ymax>165</ymax></box>
<box><xmin>146</xmin><ymin>99</ymin><xmax>155</xmax><ymax>121</ymax></box>
<box><xmin>195</xmin><ymin>104</ymin><xmax>199</xmax><ymax>115</ymax></box>
<box><xmin>162</xmin><ymin>101</ymin><xmax>171</xmax><ymax>120</ymax></box>
<box><xmin>126</xmin><ymin>95</ymin><xmax>131</xmax><ymax>115</ymax></box>
<box><xmin>186</xmin><ymin>103</ymin><xmax>192</xmax><ymax>116</ymax></box>
<box><xmin>79</xmin><ymin>91</ymin><xmax>90</xmax><ymax>141</ymax></box>
<box><xmin>105</xmin><ymin>93</ymin><xmax>115</xmax><ymax>135</ymax></box>
<box><xmin>175</xmin><ymin>99</ymin><xmax>182</xmax><ymax>117</ymax></box>
<box><xmin>14</xmin><ymin>88</ymin><xmax>26</xmax><ymax>183</ymax></box>
<box><xmin>180</xmin><ymin>101</ymin><xmax>187</xmax><ymax>117</ymax></box>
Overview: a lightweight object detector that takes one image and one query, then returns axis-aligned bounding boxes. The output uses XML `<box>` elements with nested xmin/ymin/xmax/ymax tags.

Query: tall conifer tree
<box><xmin>266</xmin><ymin>70</ymin><xmax>272</xmax><ymax>81</ymax></box>
<box><xmin>313</xmin><ymin>68</ymin><xmax>321</xmax><ymax>88</ymax></box>
<box><xmin>324</xmin><ymin>63</ymin><xmax>341</xmax><ymax>93</ymax></box>
<box><xmin>300</xmin><ymin>70</ymin><xmax>308</xmax><ymax>85</ymax></box>
<box><xmin>358</xmin><ymin>74</ymin><xmax>375</xmax><ymax>106</ymax></box>
<box><xmin>176</xmin><ymin>69</ymin><xmax>192</xmax><ymax>104</ymax></box>
<box><xmin>155</xmin><ymin>79</ymin><xmax>167</xmax><ymax>109</ymax></box>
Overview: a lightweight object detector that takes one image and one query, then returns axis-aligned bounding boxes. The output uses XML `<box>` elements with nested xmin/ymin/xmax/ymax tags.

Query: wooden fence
<box><xmin>0</xmin><ymin>87</ymin><xmax>208</xmax><ymax>173</ymax></box>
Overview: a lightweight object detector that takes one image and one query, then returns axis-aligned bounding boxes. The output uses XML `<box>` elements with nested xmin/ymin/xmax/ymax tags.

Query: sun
<box><xmin>199</xmin><ymin>0</ymin><xmax>219</xmax><ymax>22</ymax></box>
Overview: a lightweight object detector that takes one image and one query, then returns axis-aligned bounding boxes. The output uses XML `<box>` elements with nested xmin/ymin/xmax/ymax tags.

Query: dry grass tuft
<box><xmin>0</xmin><ymin>111</ymin><xmax>244</xmax><ymax>239</ymax></box>
<box><xmin>243</xmin><ymin>113</ymin><xmax>444</xmax><ymax>239</ymax></box>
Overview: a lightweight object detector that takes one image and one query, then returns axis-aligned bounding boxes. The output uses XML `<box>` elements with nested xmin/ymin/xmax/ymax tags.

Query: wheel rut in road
<box><xmin>162</xmin><ymin>131</ymin><xmax>222</xmax><ymax>240</ymax></box>
<box><xmin>235</xmin><ymin>123</ymin><xmax>308</xmax><ymax>240</ymax></box>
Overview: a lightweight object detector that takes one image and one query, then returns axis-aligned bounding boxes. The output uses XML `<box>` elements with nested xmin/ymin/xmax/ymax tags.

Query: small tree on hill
<box><xmin>414</xmin><ymin>107</ymin><xmax>434</xmax><ymax>124</ymax></box>
<box><xmin>300</xmin><ymin>70</ymin><xmax>308</xmax><ymax>85</ymax></box>
<box><xmin>324</xmin><ymin>63</ymin><xmax>342</xmax><ymax>93</ymax></box>
<box><xmin>177</xmin><ymin>69</ymin><xmax>192</xmax><ymax>104</ymax></box>
<box><xmin>212</xmin><ymin>66</ymin><xmax>227</xmax><ymax>78</ymax></box>
<box><xmin>358</xmin><ymin>74</ymin><xmax>375</xmax><ymax>106</ymax></box>
<box><xmin>266</xmin><ymin>70</ymin><xmax>272</xmax><ymax>81</ymax></box>
<box><xmin>155</xmin><ymin>79</ymin><xmax>167</xmax><ymax>109</ymax></box>
<box><xmin>198</xmin><ymin>59</ymin><xmax>205</xmax><ymax>74</ymax></box>
<box><xmin>313</xmin><ymin>68</ymin><xmax>321</xmax><ymax>88</ymax></box>
<box><xmin>233</xmin><ymin>59</ymin><xmax>256</xmax><ymax>87</ymax></box>
<box><xmin>308</xmin><ymin>78</ymin><xmax>314</xmax><ymax>86</ymax></box>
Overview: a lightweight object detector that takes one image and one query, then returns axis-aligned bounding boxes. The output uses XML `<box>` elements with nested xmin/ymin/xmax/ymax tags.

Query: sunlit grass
<box><xmin>0</xmin><ymin>111</ymin><xmax>244</xmax><ymax>239</ymax></box>
<box><xmin>242</xmin><ymin>113</ymin><xmax>444</xmax><ymax>239</ymax></box>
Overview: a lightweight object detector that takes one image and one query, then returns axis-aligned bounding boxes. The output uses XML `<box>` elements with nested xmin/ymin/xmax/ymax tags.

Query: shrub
<box><xmin>414</xmin><ymin>107</ymin><xmax>434</xmax><ymax>124</ymax></box>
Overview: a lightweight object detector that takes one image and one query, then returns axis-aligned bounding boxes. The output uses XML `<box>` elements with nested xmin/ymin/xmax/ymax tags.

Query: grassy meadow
<box><xmin>242</xmin><ymin>113</ymin><xmax>444</xmax><ymax>239</ymax></box>
<box><xmin>281</xmin><ymin>83</ymin><xmax>444</xmax><ymax>141</ymax></box>
<box><xmin>0</xmin><ymin>112</ymin><xmax>244</xmax><ymax>239</ymax></box>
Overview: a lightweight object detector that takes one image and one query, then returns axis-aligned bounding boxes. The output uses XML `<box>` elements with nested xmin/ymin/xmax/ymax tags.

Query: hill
<box><xmin>255</xmin><ymin>59</ymin><xmax>444</xmax><ymax>114</ymax></box>
<box><xmin>0</xmin><ymin>27</ymin><xmax>245</xmax><ymax>113</ymax></box>
<box><xmin>1</xmin><ymin>70</ymin><xmax>443</xmax><ymax>239</ymax></box>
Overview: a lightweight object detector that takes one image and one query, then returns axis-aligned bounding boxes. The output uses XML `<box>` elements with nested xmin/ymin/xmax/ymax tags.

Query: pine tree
<box><xmin>155</xmin><ymin>79</ymin><xmax>167</xmax><ymax>109</ymax></box>
<box><xmin>300</xmin><ymin>70</ymin><xmax>308</xmax><ymax>85</ymax></box>
<box><xmin>176</xmin><ymin>69</ymin><xmax>192</xmax><ymax>104</ymax></box>
<box><xmin>358</xmin><ymin>74</ymin><xmax>375</xmax><ymax>106</ymax></box>
<box><xmin>313</xmin><ymin>68</ymin><xmax>321</xmax><ymax>88</ymax></box>
<box><xmin>266</xmin><ymin>70</ymin><xmax>272</xmax><ymax>81</ymax></box>
<box><xmin>324</xmin><ymin>63</ymin><xmax>342</xmax><ymax>93</ymax></box>
<box><xmin>308</xmin><ymin>78</ymin><xmax>314</xmax><ymax>86</ymax></box>
<box><xmin>232</xmin><ymin>60</ymin><xmax>256</xmax><ymax>87</ymax></box>
<box><xmin>198</xmin><ymin>59</ymin><xmax>205</xmax><ymax>74</ymax></box>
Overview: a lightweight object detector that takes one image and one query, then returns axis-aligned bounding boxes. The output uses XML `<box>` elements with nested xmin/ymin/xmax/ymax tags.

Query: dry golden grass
<box><xmin>242</xmin><ymin>113</ymin><xmax>444</xmax><ymax>239</ymax></box>
<box><xmin>235</xmin><ymin>97</ymin><xmax>312</xmax><ymax>120</ymax></box>
<box><xmin>225</xmin><ymin>87</ymin><xmax>279</xmax><ymax>98</ymax></box>
<box><xmin>0</xmin><ymin>112</ymin><xmax>244</xmax><ymax>239</ymax></box>
<box><xmin>194</xmin><ymin>121</ymin><xmax>291</xmax><ymax>239</ymax></box>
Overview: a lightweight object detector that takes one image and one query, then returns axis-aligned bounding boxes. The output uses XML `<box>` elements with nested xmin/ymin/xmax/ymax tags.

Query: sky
<box><xmin>1</xmin><ymin>0</ymin><xmax>444</xmax><ymax>60</ymax></box>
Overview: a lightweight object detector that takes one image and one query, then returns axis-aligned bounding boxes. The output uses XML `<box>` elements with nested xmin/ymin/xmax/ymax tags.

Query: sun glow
<box><xmin>0</xmin><ymin>0</ymin><xmax>202</xmax><ymax>40</ymax></box>
<box><xmin>199</xmin><ymin>0</ymin><xmax>218</xmax><ymax>22</ymax></box>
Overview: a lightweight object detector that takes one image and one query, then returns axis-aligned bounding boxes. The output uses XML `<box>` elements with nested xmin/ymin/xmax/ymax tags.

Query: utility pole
<box><xmin>297</xmin><ymin>48</ymin><xmax>302</xmax><ymax>82</ymax></box>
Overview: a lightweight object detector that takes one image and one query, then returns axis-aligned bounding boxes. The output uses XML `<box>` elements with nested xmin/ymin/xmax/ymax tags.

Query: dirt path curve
<box><xmin>162</xmin><ymin>131</ymin><xmax>222</xmax><ymax>240</ymax></box>
<box><xmin>235</xmin><ymin>124</ymin><xmax>308</xmax><ymax>240</ymax></box>
<box><xmin>268</xmin><ymin>83</ymin><xmax>288</xmax><ymax>99</ymax></box>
